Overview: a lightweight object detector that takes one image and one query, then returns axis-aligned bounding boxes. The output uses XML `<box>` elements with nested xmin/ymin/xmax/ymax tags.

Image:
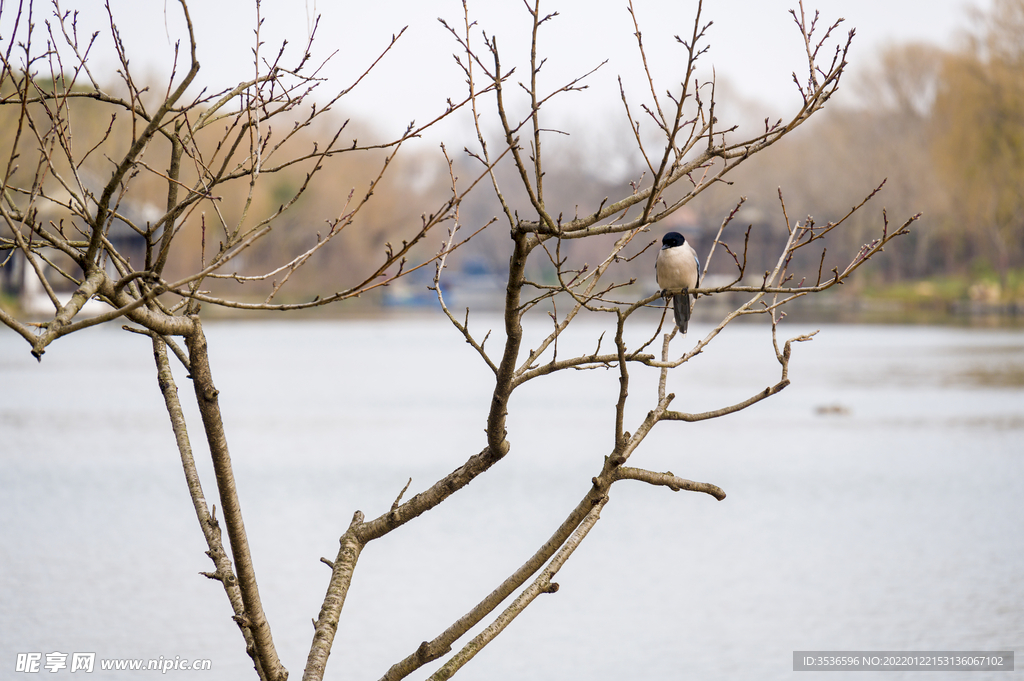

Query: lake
<box><xmin>1</xmin><ymin>316</ymin><xmax>1021</xmax><ymax>680</ymax></box>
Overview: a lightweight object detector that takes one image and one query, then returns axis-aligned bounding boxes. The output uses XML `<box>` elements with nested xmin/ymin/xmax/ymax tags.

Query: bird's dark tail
<box><xmin>672</xmin><ymin>292</ymin><xmax>691</xmax><ymax>334</ymax></box>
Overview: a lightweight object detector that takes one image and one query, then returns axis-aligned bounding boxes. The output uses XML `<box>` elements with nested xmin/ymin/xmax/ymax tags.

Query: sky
<box><xmin>3</xmin><ymin>0</ymin><xmax>990</xmax><ymax>140</ymax></box>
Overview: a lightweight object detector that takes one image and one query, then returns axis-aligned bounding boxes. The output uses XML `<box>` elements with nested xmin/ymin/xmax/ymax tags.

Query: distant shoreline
<box><xmin>4</xmin><ymin>290</ymin><xmax>1022</xmax><ymax>328</ymax></box>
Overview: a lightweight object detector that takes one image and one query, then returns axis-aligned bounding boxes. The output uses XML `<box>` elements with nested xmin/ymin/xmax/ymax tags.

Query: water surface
<box><xmin>1</xmin><ymin>318</ymin><xmax>1021</xmax><ymax>680</ymax></box>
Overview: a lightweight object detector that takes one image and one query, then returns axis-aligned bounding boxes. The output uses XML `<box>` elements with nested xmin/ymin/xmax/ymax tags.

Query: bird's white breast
<box><xmin>656</xmin><ymin>245</ymin><xmax>699</xmax><ymax>290</ymax></box>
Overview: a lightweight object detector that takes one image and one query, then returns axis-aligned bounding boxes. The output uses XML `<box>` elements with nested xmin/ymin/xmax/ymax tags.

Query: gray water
<box><xmin>1</xmin><ymin>317</ymin><xmax>1021</xmax><ymax>680</ymax></box>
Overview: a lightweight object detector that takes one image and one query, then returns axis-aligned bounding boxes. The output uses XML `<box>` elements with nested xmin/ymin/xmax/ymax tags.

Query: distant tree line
<box><xmin>4</xmin><ymin>0</ymin><xmax>1019</xmax><ymax>309</ymax></box>
<box><xmin>687</xmin><ymin>0</ymin><xmax>1024</xmax><ymax>300</ymax></box>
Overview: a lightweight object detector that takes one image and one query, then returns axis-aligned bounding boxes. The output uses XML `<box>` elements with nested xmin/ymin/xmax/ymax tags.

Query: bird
<box><xmin>655</xmin><ymin>231</ymin><xmax>700</xmax><ymax>334</ymax></box>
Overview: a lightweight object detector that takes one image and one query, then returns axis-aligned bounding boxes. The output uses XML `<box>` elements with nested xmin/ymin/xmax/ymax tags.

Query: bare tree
<box><xmin>0</xmin><ymin>1</ymin><xmax>917</xmax><ymax>680</ymax></box>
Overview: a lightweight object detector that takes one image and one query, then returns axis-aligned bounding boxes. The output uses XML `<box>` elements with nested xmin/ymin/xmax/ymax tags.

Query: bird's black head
<box><xmin>661</xmin><ymin>231</ymin><xmax>685</xmax><ymax>249</ymax></box>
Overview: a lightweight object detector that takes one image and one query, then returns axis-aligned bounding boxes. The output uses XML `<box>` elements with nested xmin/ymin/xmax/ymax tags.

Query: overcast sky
<box><xmin>5</xmin><ymin>0</ymin><xmax>989</xmax><ymax>137</ymax></box>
